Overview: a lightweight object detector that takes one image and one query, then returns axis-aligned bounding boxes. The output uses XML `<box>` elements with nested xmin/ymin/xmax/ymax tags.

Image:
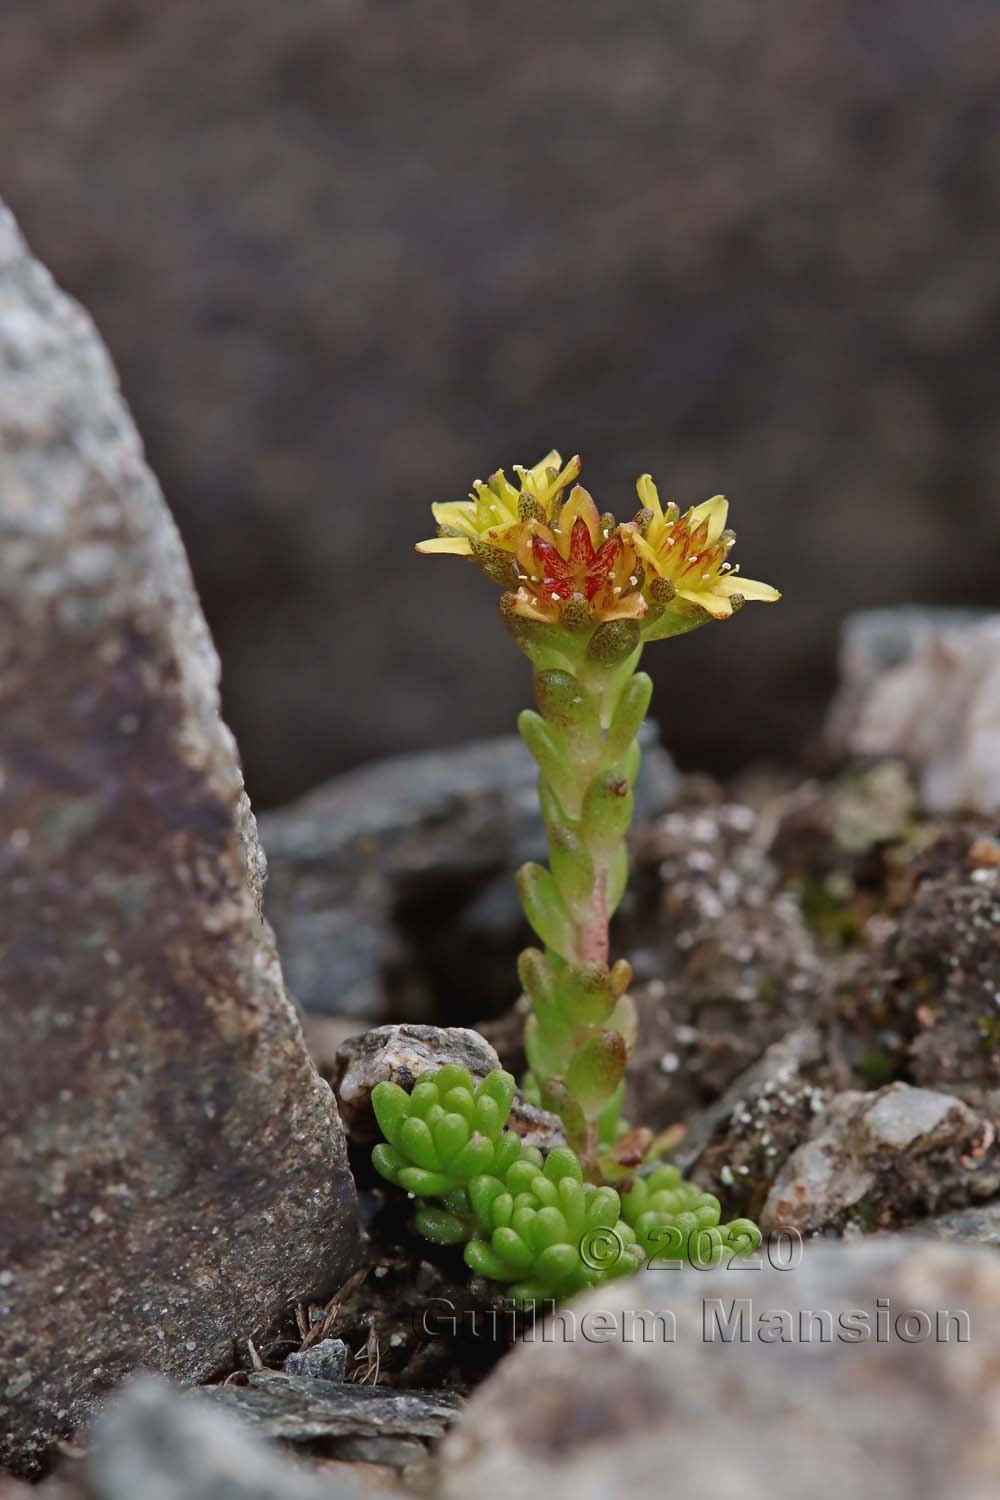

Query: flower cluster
<box><xmin>417</xmin><ymin>453</ymin><xmax>779</xmax><ymax>630</ymax></box>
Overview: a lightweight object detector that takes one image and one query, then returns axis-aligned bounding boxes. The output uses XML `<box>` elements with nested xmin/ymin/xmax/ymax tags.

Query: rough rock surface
<box><xmin>625</xmin><ymin>790</ymin><xmax>823</xmax><ymax>1129</ymax></box>
<box><xmin>0</xmin><ymin>207</ymin><xmax>357</xmax><ymax>1472</ymax></box>
<box><xmin>87</xmin><ymin>1377</ymin><xmax>390</xmax><ymax>1500</ymax></box>
<box><xmin>440</xmin><ymin>1239</ymin><xmax>1000</xmax><ymax>1500</ymax></box>
<box><xmin>840</xmin><ymin>825</ymin><xmax>1000</xmax><ymax>1108</ymax></box>
<box><xmin>261</xmin><ymin>728</ymin><xmax>676</xmax><ymax>1023</ymax></box>
<box><xmin>827</xmin><ymin>610</ymin><xmax>1000</xmax><ymax>814</ymax></box>
<box><xmin>284</xmin><ymin>1339</ymin><xmax>349</xmax><ymax>1384</ymax></box>
<box><xmin>673</xmin><ymin>1026</ymin><xmax>831</xmax><ymax>1222</ymax></box>
<box><xmin>761</xmin><ymin>1084</ymin><xmax>999</xmax><ymax>1234</ymax></box>
<box><xmin>204</xmin><ymin>1373</ymin><xmax>460</xmax><ymax>1457</ymax></box>
<box><xmin>333</xmin><ymin>1024</ymin><xmax>564</xmax><ymax>1153</ymax></box>
<box><xmin>923</xmin><ymin>1201</ymin><xmax>1000</xmax><ymax>1249</ymax></box>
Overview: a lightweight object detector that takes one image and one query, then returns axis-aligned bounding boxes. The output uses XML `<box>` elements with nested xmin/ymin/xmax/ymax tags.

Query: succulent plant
<box><xmin>373</xmin><ymin>1064</ymin><xmax>761</xmax><ymax>1305</ymax></box>
<box><xmin>371</xmin><ymin>454</ymin><xmax>778</xmax><ymax>1303</ymax></box>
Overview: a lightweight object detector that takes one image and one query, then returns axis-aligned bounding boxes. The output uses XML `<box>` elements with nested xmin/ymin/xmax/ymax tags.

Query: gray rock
<box><xmin>261</xmin><ymin>727</ymin><xmax>676</xmax><ymax>1021</ymax></box>
<box><xmin>826</xmin><ymin>608</ymin><xmax>1000</xmax><ymax>814</ymax></box>
<box><xmin>761</xmin><ymin>1083</ymin><xmax>998</xmax><ymax>1234</ymax></box>
<box><xmin>87</xmin><ymin>1376</ymin><xmax>381</xmax><ymax>1500</ymax></box>
<box><xmin>0</xmin><ymin>206</ymin><xmax>357</xmax><ymax>1473</ymax></box>
<box><xmin>440</xmin><ymin>1239</ymin><xmax>1000</xmax><ymax>1500</ymax></box>
<box><xmin>625</xmin><ymin>798</ymin><xmax>824</xmax><ymax>1132</ymax></box>
<box><xmin>283</xmin><ymin>1339</ymin><xmax>349</xmax><ymax>1384</ymax></box>
<box><xmin>921</xmin><ymin>1201</ymin><xmax>1000</xmax><ymax>1250</ymax></box>
<box><xmin>333</xmin><ymin>1024</ymin><xmax>564</xmax><ymax>1151</ymax></box>
<box><xmin>204</xmin><ymin>1373</ymin><xmax>460</xmax><ymax>1450</ymax></box>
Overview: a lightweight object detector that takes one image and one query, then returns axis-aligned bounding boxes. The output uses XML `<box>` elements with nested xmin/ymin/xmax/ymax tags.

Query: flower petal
<box><xmin>688</xmin><ymin>494</ymin><xmax>729</xmax><ymax>546</ymax></box>
<box><xmin>635</xmin><ymin>473</ymin><xmax>663</xmax><ymax>521</ymax></box>
<box><xmin>431</xmin><ymin>500</ymin><xmax>476</xmax><ymax>534</ymax></box>
<box><xmin>556</xmin><ymin>485</ymin><xmax>602</xmax><ymax>554</ymax></box>
<box><xmin>416</xmin><ymin>536</ymin><xmax>474</xmax><ymax>555</ymax></box>
<box><xmin>677</xmin><ymin>587</ymin><xmax>733</xmax><ymax>619</ymax></box>
<box><xmin>716</xmin><ymin>575</ymin><xmax>781</xmax><ymax>601</ymax></box>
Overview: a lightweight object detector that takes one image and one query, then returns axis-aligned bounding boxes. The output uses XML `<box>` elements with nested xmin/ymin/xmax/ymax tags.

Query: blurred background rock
<box><xmin>4</xmin><ymin>0</ymin><xmax>998</xmax><ymax>808</ymax></box>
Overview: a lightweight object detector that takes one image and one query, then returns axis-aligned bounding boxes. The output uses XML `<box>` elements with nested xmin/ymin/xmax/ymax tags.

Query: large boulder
<box><xmin>440</xmin><ymin>1239</ymin><xmax>1000</xmax><ymax>1500</ymax></box>
<box><xmin>0</xmin><ymin>206</ymin><xmax>357</xmax><ymax>1474</ymax></box>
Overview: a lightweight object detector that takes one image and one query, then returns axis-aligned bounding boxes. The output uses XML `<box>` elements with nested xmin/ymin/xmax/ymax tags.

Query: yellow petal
<box><xmin>522</xmin><ymin>450</ymin><xmax>563</xmax><ymax>485</ymax></box>
<box><xmin>716</xmin><ymin>574</ymin><xmax>781</xmax><ymax>602</ymax></box>
<box><xmin>688</xmin><ymin>494</ymin><xmax>729</xmax><ymax>546</ymax></box>
<box><xmin>633</xmin><ymin>533</ymin><xmax>664</xmax><ymax>574</ymax></box>
<box><xmin>558</xmin><ymin>485</ymin><xmax>602</xmax><ymax>548</ymax></box>
<box><xmin>431</xmin><ymin>500</ymin><xmax>476</xmax><ymax>534</ymax></box>
<box><xmin>416</xmin><ymin>536</ymin><xmax>474</xmax><ymax>555</ymax></box>
<box><xmin>635</xmin><ymin>473</ymin><xmax>663</xmax><ymax>520</ymax></box>
<box><xmin>677</xmin><ymin>587</ymin><xmax>733</xmax><ymax>619</ymax></box>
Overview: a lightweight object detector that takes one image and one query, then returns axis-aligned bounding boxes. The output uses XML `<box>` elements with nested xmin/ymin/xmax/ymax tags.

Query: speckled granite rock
<box><xmin>0</xmin><ymin>206</ymin><xmax>357</xmax><ymax>1474</ymax></box>
<box><xmin>840</xmin><ymin>825</ymin><xmax>1000</xmax><ymax>1110</ymax></box>
<box><xmin>440</xmin><ymin>1239</ymin><xmax>1000</xmax><ymax>1500</ymax></box>
<box><xmin>333</xmin><ymin>1024</ymin><xmax>564</xmax><ymax>1153</ymax></box>
<box><xmin>761</xmin><ymin>1083</ymin><xmax>999</xmax><ymax>1234</ymax></box>
<box><xmin>625</xmin><ymin>793</ymin><xmax>824</xmax><ymax>1130</ymax></box>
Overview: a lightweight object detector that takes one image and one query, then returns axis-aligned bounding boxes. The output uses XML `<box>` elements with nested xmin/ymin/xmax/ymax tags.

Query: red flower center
<box><xmin>532</xmin><ymin>519</ymin><xmax>622</xmax><ymax>602</ymax></box>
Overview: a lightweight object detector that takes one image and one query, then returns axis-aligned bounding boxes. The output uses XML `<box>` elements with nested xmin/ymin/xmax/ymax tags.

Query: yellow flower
<box><xmin>508</xmin><ymin>485</ymin><xmax>647</xmax><ymax>624</ymax></box>
<box><xmin>631</xmin><ymin>475</ymin><xmax>780</xmax><ymax>620</ymax></box>
<box><xmin>417</xmin><ymin>451</ymin><xmax>581</xmax><ymax>557</ymax></box>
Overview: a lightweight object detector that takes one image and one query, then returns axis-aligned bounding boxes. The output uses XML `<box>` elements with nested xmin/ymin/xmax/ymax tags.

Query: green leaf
<box><xmin>397</xmin><ymin>1166</ymin><xmax>453</xmax><ymax>1196</ymax></box>
<box><xmin>492</xmin><ymin>1131</ymin><xmax>526</xmax><ymax>1176</ymax></box>
<box><xmin>475</xmin><ymin>1069</ymin><xmax>517</xmax><ymax>1125</ymax></box>
<box><xmin>622</xmin><ymin>739</ymin><xmax>641</xmax><ymax>788</ymax></box>
<box><xmin>511</xmin><ymin>1206</ymin><xmax>538</xmax><ymax>1242</ymax></box>
<box><xmin>602</xmin><ymin>671</ymin><xmax>652</xmax><ymax>768</ymax></box>
<box><xmin>543</xmin><ymin>1147</ymin><xmax>584</xmax><ymax>1185</ymax></box>
<box><xmin>566</xmin><ymin>1032</ymin><xmax>627</xmax><ymax>1118</ymax></box>
<box><xmin>517</xmin><ymin>711</ymin><xmax>576</xmax><ymax>811</ymax></box>
<box><xmin>415</xmin><ymin>1206</ymin><xmax>470</xmax><ymax>1245</ymax></box>
<box><xmin>432</xmin><ymin>1112</ymin><xmax>470</xmax><ymax>1163</ymax></box>
<box><xmin>605</xmin><ymin>842</ymin><xmax>629</xmax><ymax>918</ymax></box>
<box><xmin>546</xmin><ymin>821</ymin><xmax>596</xmax><ymax>910</ymax></box>
<box><xmin>492</xmin><ymin>1227</ymin><xmax>535</xmax><ymax>1273</ymax></box>
<box><xmin>532</xmin><ymin>1242</ymin><xmax>580</xmax><ymax>1287</ymax></box>
<box><xmin>399</xmin><ymin>1116</ymin><xmax>440</xmax><ymax>1172</ymax></box>
<box><xmin>465</xmin><ymin>1239</ymin><xmax>517</xmax><ymax>1283</ymax></box>
<box><xmin>557</xmin><ymin>962</ymin><xmax>617</xmax><ymax>1027</ymax></box>
<box><xmin>539</xmin><ymin>1078</ymin><xmax>588</xmax><ymax>1154</ymax></box>
<box><xmin>524</xmin><ymin>1013</ymin><xmax>571</xmax><ymax>1081</ymax></box>
<box><xmin>585</xmin><ymin>619</ymin><xmax>641</xmax><ymax>666</ymax></box>
<box><xmin>449</xmin><ymin>1133</ymin><xmax>495</xmax><ymax>1180</ymax></box>
<box><xmin>531</xmin><ymin>1204</ymin><xmax>569</xmax><ymax>1249</ymax></box>
<box><xmin>585</xmin><ymin>1186</ymin><xmax>623</xmax><ymax>1229</ymax></box>
<box><xmin>608</xmin><ymin>993</ymin><xmax>639</xmax><ymax>1052</ymax></box>
<box><xmin>467</xmin><ymin>1174</ymin><xmax>505</xmax><ymax>1223</ymax></box>
<box><xmin>581</xmin><ymin>771</ymin><xmax>633</xmax><ymax>851</ymax></box>
<box><xmin>505</xmin><ymin>1158</ymin><xmax>542</xmax><ymax>1195</ymax></box>
<box><xmin>433</xmin><ymin>1064</ymin><xmax>475</xmax><ymax>1096</ymax></box>
<box><xmin>516</xmin><ymin>863</ymin><xmax>575</xmax><ymax>957</ymax></box>
<box><xmin>408</xmin><ymin>1079</ymin><xmax>440</xmax><ymax>1118</ymax></box>
<box><xmin>490</xmin><ymin>1191</ymin><xmax>514</xmax><ymax>1229</ymax></box>
<box><xmin>371</xmin><ymin>1142</ymin><xmax>405</xmax><ymax>1186</ymax></box>
<box><xmin>371</xmin><ymin>1082</ymin><xmax>410</xmax><ymax>1148</ymax></box>
<box><xmin>532</xmin><ymin>668</ymin><xmax>600</xmax><ymax>746</ymax></box>
<box><xmin>441</xmin><ymin>1086</ymin><xmax>476</xmax><ymax>1124</ymax></box>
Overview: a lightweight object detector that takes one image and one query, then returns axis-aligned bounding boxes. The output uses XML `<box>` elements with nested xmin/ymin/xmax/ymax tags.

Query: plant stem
<box><xmin>515</xmin><ymin>626</ymin><xmax>651</xmax><ymax>1174</ymax></box>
